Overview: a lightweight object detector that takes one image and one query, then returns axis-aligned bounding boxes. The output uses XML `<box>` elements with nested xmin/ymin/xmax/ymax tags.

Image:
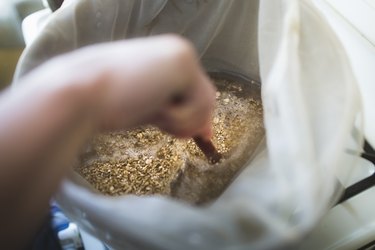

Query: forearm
<box><xmin>0</xmin><ymin>35</ymin><xmax>215</xmax><ymax>248</ymax></box>
<box><xmin>0</xmin><ymin>57</ymin><xmax>98</xmax><ymax>178</ymax></box>
<box><xmin>0</xmin><ymin>57</ymin><xmax>100</xmax><ymax>248</ymax></box>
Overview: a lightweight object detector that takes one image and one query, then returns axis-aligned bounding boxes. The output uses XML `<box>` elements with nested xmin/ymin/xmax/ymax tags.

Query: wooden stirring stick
<box><xmin>168</xmin><ymin>91</ymin><xmax>221</xmax><ymax>163</ymax></box>
<box><xmin>193</xmin><ymin>136</ymin><xmax>222</xmax><ymax>164</ymax></box>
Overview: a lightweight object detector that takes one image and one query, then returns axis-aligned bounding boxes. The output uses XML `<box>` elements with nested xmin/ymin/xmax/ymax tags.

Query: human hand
<box><xmin>0</xmin><ymin>35</ymin><xmax>215</xmax><ymax>248</ymax></box>
<box><xmin>63</xmin><ymin>35</ymin><xmax>215</xmax><ymax>139</ymax></box>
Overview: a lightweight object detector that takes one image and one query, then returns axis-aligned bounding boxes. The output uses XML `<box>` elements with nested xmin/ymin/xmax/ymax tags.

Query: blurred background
<box><xmin>1</xmin><ymin>0</ymin><xmax>375</xmax><ymax>249</ymax></box>
<box><xmin>0</xmin><ymin>0</ymin><xmax>43</xmax><ymax>90</ymax></box>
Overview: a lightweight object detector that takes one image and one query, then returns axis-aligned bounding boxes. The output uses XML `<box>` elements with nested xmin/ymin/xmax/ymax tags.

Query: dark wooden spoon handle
<box><xmin>193</xmin><ymin>136</ymin><xmax>222</xmax><ymax>164</ymax></box>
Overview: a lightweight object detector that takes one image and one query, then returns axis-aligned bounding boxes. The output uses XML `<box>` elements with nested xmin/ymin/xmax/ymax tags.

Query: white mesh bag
<box><xmin>15</xmin><ymin>0</ymin><xmax>365</xmax><ymax>249</ymax></box>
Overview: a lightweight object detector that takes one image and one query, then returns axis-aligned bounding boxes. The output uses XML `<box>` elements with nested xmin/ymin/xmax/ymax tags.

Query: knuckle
<box><xmin>163</xmin><ymin>35</ymin><xmax>196</xmax><ymax>64</ymax></box>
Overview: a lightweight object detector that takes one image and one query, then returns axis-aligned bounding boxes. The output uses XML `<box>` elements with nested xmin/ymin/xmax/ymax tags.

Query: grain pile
<box><xmin>74</xmin><ymin>77</ymin><xmax>264</xmax><ymax>203</ymax></box>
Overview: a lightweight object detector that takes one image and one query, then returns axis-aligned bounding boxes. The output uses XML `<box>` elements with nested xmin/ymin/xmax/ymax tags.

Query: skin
<box><xmin>0</xmin><ymin>35</ymin><xmax>215</xmax><ymax>249</ymax></box>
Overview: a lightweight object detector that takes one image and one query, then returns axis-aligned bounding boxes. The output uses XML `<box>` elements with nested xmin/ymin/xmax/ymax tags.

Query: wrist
<box><xmin>49</xmin><ymin>54</ymin><xmax>109</xmax><ymax>127</ymax></box>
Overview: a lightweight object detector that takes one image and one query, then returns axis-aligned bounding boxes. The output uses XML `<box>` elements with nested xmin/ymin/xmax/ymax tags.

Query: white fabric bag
<box><xmin>15</xmin><ymin>0</ymin><xmax>364</xmax><ymax>249</ymax></box>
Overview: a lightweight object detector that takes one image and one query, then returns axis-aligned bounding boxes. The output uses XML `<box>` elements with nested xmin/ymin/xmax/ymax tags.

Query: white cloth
<box><xmin>15</xmin><ymin>0</ymin><xmax>364</xmax><ymax>249</ymax></box>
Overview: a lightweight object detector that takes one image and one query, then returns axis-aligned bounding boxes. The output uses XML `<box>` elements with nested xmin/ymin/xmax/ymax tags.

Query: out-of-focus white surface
<box><xmin>299</xmin><ymin>1</ymin><xmax>375</xmax><ymax>248</ymax></box>
<box><xmin>336</xmin><ymin>155</ymin><xmax>374</xmax><ymax>187</ymax></box>
<box><xmin>315</xmin><ymin>0</ymin><xmax>375</xmax><ymax>149</ymax></box>
<box><xmin>58</xmin><ymin>223</ymin><xmax>84</xmax><ymax>250</ymax></box>
<box><xmin>0</xmin><ymin>0</ymin><xmax>43</xmax><ymax>87</ymax></box>
<box><xmin>80</xmin><ymin>229</ymin><xmax>108</xmax><ymax>250</ymax></box>
<box><xmin>22</xmin><ymin>8</ymin><xmax>51</xmax><ymax>45</ymax></box>
<box><xmin>325</xmin><ymin>0</ymin><xmax>375</xmax><ymax>46</ymax></box>
<box><xmin>300</xmin><ymin>186</ymin><xmax>375</xmax><ymax>249</ymax></box>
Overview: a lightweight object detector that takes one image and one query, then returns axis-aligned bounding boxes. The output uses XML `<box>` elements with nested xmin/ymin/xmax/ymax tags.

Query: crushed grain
<box><xmin>74</xmin><ymin>77</ymin><xmax>264</xmax><ymax>203</ymax></box>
